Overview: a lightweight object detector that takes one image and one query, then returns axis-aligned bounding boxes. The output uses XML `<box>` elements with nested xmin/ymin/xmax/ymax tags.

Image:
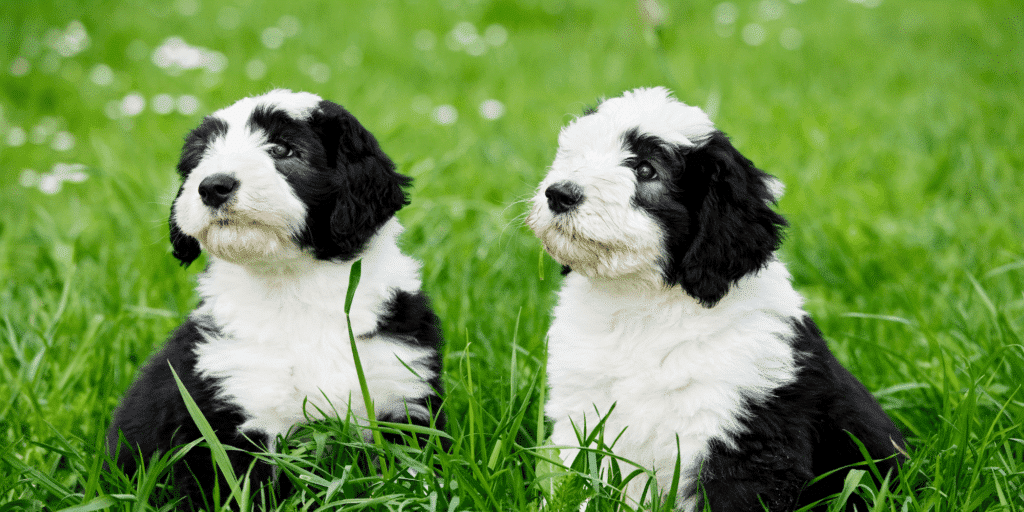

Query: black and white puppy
<box><xmin>527</xmin><ymin>87</ymin><xmax>904</xmax><ymax>511</ymax></box>
<box><xmin>107</xmin><ymin>90</ymin><xmax>444</xmax><ymax>508</ymax></box>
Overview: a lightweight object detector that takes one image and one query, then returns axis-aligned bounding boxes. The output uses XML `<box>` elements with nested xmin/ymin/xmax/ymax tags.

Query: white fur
<box><xmin>546</xmin><ymin>261</ymin><xmax>805</xmax><ymax>510</ymax></box>
<box><xmin>193</xmin><ymin>218</ymin><xmax>435</xmax><ymax>445</ymax></box>
<box><xmin>214</xmin><ymin>89</ymin><xmax>323</xmax><ymax>122</ymax></box>
<box><xmin>560</xmin><ymin>87</ymin><xmax>715</xmax><ymax>151</ymax></box>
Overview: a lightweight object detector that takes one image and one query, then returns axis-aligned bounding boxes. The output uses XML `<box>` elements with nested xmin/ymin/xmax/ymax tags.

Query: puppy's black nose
<box><xmin>198</xmin><ymin>173</ymin><xmax>239</xmax><ymax>208</ymax></box>
<box><xmin>545</xmin><ymin>181</ymin><xmax>583</xmax><ymax>214</ymax></box>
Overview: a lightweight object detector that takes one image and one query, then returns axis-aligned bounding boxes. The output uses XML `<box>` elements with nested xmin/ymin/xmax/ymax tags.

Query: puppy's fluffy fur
<box><xmin>107</xmin><ymin>90</ymin><xmax>444</xmax><ymax>508</ymax></box>
<box><xmin>528</xmin><ymin>87</ymin><xmax>904</xmax><ymax>511</ymax></box>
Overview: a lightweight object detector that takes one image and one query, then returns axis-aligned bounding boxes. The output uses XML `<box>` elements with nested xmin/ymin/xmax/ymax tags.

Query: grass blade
<box><xmin>344</xmin><ymin>259</ymin><xmax>388</xmax><ymax>476</ymax></box>
<box><xmin>168</xmin><ymin>363</ymin><xmax>246</xmax><ymax>509</ymax></box>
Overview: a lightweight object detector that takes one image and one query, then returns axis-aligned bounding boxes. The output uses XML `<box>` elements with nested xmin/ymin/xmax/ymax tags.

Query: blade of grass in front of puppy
<box><xmin>663</xmin><ymin>435</ymin><xmax>682</xmax><ymax>511</ymax></box>
<box><xmin>834</xmin><ymin>469</ymin><xmax>866</xmax><ymax>511</ymax></box>
<box><xmin>538</xmin><ymin>247</ymin><xmax>545</xmax><ymax>281</ymax></box>
<box><xmin>345</xmin><ymin>259</ymin><xmax>388</xmax><ymax>476</ymax></box>
<box><xmin>169</xmin><ymin>363</ymin><xmax>246</xmax><ymax>509</ymax></box>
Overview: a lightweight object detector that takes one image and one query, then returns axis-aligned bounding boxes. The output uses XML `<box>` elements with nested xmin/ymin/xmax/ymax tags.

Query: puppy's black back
<box><xmin>698</xmin><ymin>317</ymin><xmax>905</xmax><ymax>511</ymax></box>
<box><xmin>106</xmin><ymin>319</ymin><xmax>273</xmax><ymax>509</ymax></box>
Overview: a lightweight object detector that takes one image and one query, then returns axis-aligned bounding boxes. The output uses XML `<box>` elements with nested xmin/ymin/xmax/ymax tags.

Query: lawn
<box><xmin>1</xmin><ymin>0</ymin><xmax>1022</xmax><ymax>510</ymax></box>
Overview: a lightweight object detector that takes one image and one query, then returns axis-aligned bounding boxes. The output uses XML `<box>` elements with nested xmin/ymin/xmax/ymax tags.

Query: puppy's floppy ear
<box><xmin>169</xmin><ymin>192</ymin><xmax>201</xmax><ymax>267</ymax></box>
<box><xmin>669</xmin><ymin>131</ymin><xmax>787</xmax><ymax>307</ymax></box>
<box><xmin>308</xmin><ymin>100</ymin><xmax>411</xmax><ymax>261</ymax></box>
<box><xmin>168</xmin><ymin>116</ymin><xmax>225</xmax><ymax>267</ymax></box>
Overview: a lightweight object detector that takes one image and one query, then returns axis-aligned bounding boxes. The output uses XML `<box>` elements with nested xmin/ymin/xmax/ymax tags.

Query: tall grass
<box><xmin>2</xmin><ymin>0</ymin><xmax>1022</xmax><ymax>510</ymax></box>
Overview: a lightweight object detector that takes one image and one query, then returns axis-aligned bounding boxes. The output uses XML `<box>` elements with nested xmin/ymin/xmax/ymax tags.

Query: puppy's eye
<box><xmin>635</xmin><ymin>162</ymin><xmax>657</xmax><ymax>181</ymax></box>
<box><xmin>268</xmin><ymin>144</ymin><xmax>295</xmax><ymax>159</ymax></box>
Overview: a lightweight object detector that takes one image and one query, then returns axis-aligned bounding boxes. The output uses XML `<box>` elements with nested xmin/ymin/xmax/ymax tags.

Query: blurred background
<box><xmin>2</xmin><ymin>0</ymin><xmax>1022</xmax><ymax>508</ymax></box>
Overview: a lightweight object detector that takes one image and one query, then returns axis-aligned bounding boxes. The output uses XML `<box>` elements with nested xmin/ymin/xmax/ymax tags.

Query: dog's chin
<box><xmin>530</xmin><ymin>217</ymin><xmax>664</xmax><ymax>280</ymax></box>
<box><xmin>197</xmin><ymin>222</ymin><xmax>304</xmax><ymax>265</ymax></box>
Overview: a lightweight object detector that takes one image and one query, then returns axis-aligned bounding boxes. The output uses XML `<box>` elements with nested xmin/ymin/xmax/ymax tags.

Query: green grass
<box><xmin>2</xmin><ymin>0</ymin><xmax>1023</xmax><ymax>510</ymax></box>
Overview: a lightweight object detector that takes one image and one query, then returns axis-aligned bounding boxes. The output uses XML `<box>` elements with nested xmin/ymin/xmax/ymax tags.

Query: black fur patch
<box><xmin>373</xmin><ymin>289</ymin><xmax>446</xmax><ymax>446</ymax></box>
<box><xmin>177</xmin><ymin>117</ymin><xmax>228</xmax><ymax>178</ymax></box>
<box><xmin>296</xmin><ymin>100</ymin><xmax>412</xmax><ymax>261</ymax></box>
<box><xmin>696</xmin><ymin>317</ymin><xmax>905</xmax><ymax>510</ymax></box>
<box><xmin>622</xmin><ymin>128</ymin><xmax>787</xmax><ymax>307</ymax></box>
<box><xmin>169</xmin><ymin>117</ymin><xmax>230</xmax><ymax>267</ymax></box>
<box><xmin>374</xmin><ymin>291</ymin><xmax>445</xmax><ymax>404</ymax></box>
<box><xmin>106</xmin><ymin>319</ymin><xmax>274</xmax><ymax>510</ymax></box>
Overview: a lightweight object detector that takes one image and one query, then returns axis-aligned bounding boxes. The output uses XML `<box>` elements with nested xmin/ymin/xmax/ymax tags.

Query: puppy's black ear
<box><xmin>169</xmin><ymin>116</ymin><xmax>224</xmax><ymax>267</ymax></box>
<box><xmin>308</xmin><ymin>100</ymin><xmax>411</xmax><ymax>261</ymax></box>
<box><xmin>669</xmin><ymin>131</ymin><xmax>787</xmax><ymax>307</ymax></box>
<box><xmin>169</xmin><ymin>195</ymin><xmax>201</xmax><ymax>266</ymax></box>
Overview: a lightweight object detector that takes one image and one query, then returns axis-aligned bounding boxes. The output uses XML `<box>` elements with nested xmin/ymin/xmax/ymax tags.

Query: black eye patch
<box><xmin>620</xmin><ymin>127</ymin><xmax>692</xmax><ymax>182</ymax></box>
<box><xmin>247</xmin><ymin>106</ymin><xmax>328</xmax><ymax>169</ymax></box>
<box><xmin>177</xmin><ymin>116</ymin><xmax>228</xmax><ymax>177</ymax></box>
<box><xmin>622</xmin><ymin>127</ymin><xmax>665</xmax><ymax>161</ymax></box>
<box><xmin>620</xmin><ymin>127</ymin><xmax>697</xmax><ymax>223</ymax></box>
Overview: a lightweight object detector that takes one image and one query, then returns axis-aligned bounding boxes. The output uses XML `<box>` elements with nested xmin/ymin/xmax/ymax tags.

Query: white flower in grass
<box><xmin>152</xmin><ymin>37</ymin><xmax>227</xmax><ymax>74</ymax></box>
<box><xmin>152</xmin><ymin>94</ymin><xmax>176</xmax><ymax>115</ymax></box>
<box><xmin>714</xmin><ymin>2</ymin><xmax>739</xmax><ymax>25</ymax></box>
<box><xmin>757</xmin><ymin>0</ymin><xmax>784</xmax><ymax>21</ymax></box>
<box><xmin>177</xmin><ymin>95</ymin><xmax>200</xmax><ymax>115</ymax></box>
<box><xmin>53</xmin><ymin>163</ymin><xmax>88</xmax><ymax>183</ymax></box>
<box><xmin>175</xmin><ymin>0</ymin><xmax>199</xmax><ymax>17</ymax></box>
<box><xmin>39</xmin><ymin>173</ymin><xmax>63</xmax><ymax>194</ymax></box>
<box><xmin>479</xmin><ymin>99</ymin><xmax>505</xmax><ymax>120</ymax></box>
<box><xmin>121</xmin><ymin>93</ymin><xmax>146</xmax><ymax>117</ymax></box>
<box><xmin>742</xmin><ymin>23</ymin><xmax>767</xmax><ymax>46</ymax></box>
<box><xmin>11</xmin><ymin>57</ymin><xmax>31</xmax><ymax>77</ymax></box>
<box><xmin>89</xmin><ymin>63</ymin><xmax>114</xmax><ymax>86</ymax></box>
<box><xmin>262</xmin><ymin>27</ymin><xmax>285</xmax><ymax>49</ymax></box>
<box><xmin>432</xmin><ymin>105</ymin><xmax>458</xmax><ymax>126</ymax></box>
<box><xmin>29</xmin><ymin>163</ymin><xmax>88</xmax><ymax>195</ymax></box>
<box><xmin>639</xmin><ymin>0</ymin><xmax>667</xmax><ymax>27</ymax></box>
<box><xmin>451</xmin><ymin>22</ymin><xmax>477</xmax><ymax>47</ymax></box>
<box><xmin>19</xmin><ymin>169</ymin><xmax>39</xmax><ymax>188</ymax></box>
<box><xmin>49</xmin><ymin>20</ymin><xmax>90</xmax><ymax>58</ymax></box>
<box><xmin>7</xmin><ymin>126</ymin><xmax>27</xmax><ymax>146</ymax></box>
<box><xmin>51</xmin><ymin>131</ymin><xmax>75</xmax><ymax>152</ymax></box>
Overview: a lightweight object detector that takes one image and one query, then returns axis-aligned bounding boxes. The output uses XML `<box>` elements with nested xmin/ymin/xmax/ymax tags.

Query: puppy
<box><xmin>528</xmin><ymin>87</ymin><xmax>904</xmax><ymax>511</ymax></box>
<box><xmin>107</xmin><ymin>90</ymin><xmax>444</xmax><ymax>508</ymax></box>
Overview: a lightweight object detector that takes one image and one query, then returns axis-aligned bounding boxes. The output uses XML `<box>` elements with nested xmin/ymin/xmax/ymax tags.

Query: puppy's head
<box><xmin>527</xmin><ymin>87</ymin><xmax>786</xmax><ymax>306</ymax></box>
<box><xmin>170</xmin><ymin>90</ymin><xmax>410</xmax><ymax>266</ymax></box>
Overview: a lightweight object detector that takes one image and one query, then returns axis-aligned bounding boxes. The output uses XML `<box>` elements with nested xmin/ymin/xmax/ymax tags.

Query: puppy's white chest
<box><xmin>545</xmin><ymin>274</ymin><xmax>802</xmax><ymax>509</ymax></box>
<box><xmin>194</xmin><ymin>311</ymin><xmax>360</xmax><ymax>436</ymax></box>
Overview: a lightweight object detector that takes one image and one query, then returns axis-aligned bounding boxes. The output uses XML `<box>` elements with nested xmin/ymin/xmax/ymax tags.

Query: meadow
<box><xmin>2</xmin><ymin>0</ymin><xmax>1022</xmax><ymax>510</ymax></box>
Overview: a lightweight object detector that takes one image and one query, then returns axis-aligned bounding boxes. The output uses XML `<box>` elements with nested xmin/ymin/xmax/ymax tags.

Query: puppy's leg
<box><xmin>171</xmin><ymin>428</ymin><xmax>275</xmax><ymax>510</ymax></box>
<box><xmin>696</xmin><ymin>440</ymin><xmax>812</xmax><ymax>512</ymax></box>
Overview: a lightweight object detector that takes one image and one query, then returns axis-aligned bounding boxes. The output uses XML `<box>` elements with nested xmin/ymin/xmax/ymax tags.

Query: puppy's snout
<box><xmin>545</xmin><ymin>181</ymin><xmax>583</xmax><ymax>214</ymax></box>
<box><xmin>198</xmin><ymin>173</ymin><xmax>239</xmax><ymax>208</ymax></box>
